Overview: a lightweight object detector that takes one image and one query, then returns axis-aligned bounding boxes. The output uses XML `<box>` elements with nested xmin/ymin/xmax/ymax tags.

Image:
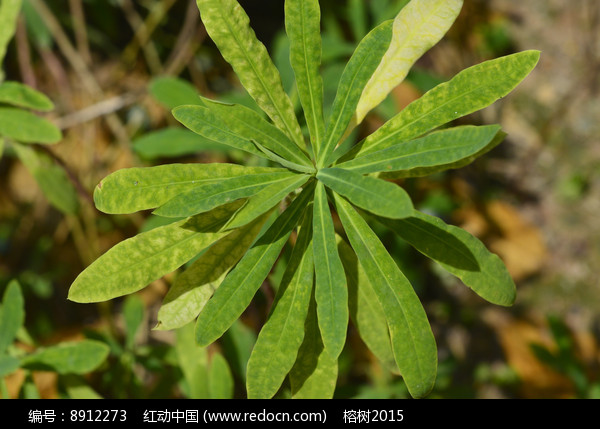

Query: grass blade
<box><xmin>334</xmin><ymin>193</ymin><xmax>437</xmax><ymax>398</ymax></box>
<box><xmin>317</xmin><ymin>167</ymin><xmax>413</xmax><ymax>219</ymax></box>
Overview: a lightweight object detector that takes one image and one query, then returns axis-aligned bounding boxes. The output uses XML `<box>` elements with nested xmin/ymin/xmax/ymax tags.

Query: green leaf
<box><xmin>355</xmin><ymin>0</ymin><xmax>463</xmax><ymax>123</ymax></box>
<box><xmin>93</xmin><ymin>163</ymin><xmax>283</xmax><ymax>214</ymax></box>
<box><xmin>132</xmin><ymin>128</ymin><xmax>231</xmax><ymax>160</ymax></box>
<box><xmin>68</xmin><ymin>201</ymin><xmax>245</xmax><ymax>303</ymax></box>
<box><xmin>122</xmin><ymin>295</ymin><xmax>145</xmax><ymax>349</ymax></box>
<box><xmin>343</xmin><ymin>50</ymin><xmax>541</xmax><ymax>160</ymax></box>
<box><xmin>0</xmin><ymin>280</ymin><xmax>25</xmax><ymax>355</ymax></box>
<box><xmin>196</xmin><ymin>0</ymin><xmax>305</xmax><ymax>149</ymax></box>
<box><xmin>375</xmin><ymin>210</ymin><xmax>516</xmax><ymax>306</ymax></box>
<box><xmin>337</xmin><ymin>236</ymin><xmax>398</xmax><ymax>374</ymax></box>
<box><xmin>224</xmin><ymin>175</ymin><xmax>310</xmax><ymax>231</ymax></box>
<box><xmin>317</xmin><ymin>19</ymin><xmax>393</xmax><ymax>168</ymax></box>
<box><xmin>0</xmin><ymin>107</ymin><xmax>61</xmax><ymax>144</ymax></box>
<box><xmin>21</xmin><ymin>340</ymin><xmax>110</xmax><ymax>375</ymax></box>
<box><xmin>246</xmin><ymin>208</ymin><xmax>314</xmax><ymax>399</ymax></box>
<box><xmin>312</xmin><ymin>182</ymin><xmax>347</xmax><ymax>358</ymax></box>
<box><xmin>0</xmin><ymin>355</ymin><xmax>20</xmax><ymax>377</ymax></box>
<box><xmin>337</xmin><ymin>125</ymin><xmax>504</xmax><ymax>176</ymax></box>
<box><xmin>221</xmin><ymin>320</ymin><xmax>257</xmax><ymax>382</ymax></box>
<box><xmin>208</xmin><ymin>353</ymin><xmax>234</xmax><ymax>399</ymax></box>
<box><xmin>289</xmin><ymin>294</ymin><xmax>338</xmax><ymax>399</ymax></box>
<box><xmin>153</xmin><ymin>171</ymin><xmax>297</xmax><ymax>218</ymax></box>
<box><xmin>285</xmin><ymin>0</ymin><xmax>326</xmax><ymax>154</ymax></box>
<box><xmin>334</xmin><ymin>193</ymin><xmax>437</xmax><ymax>398</ymax></box>
<box><xmin>175</xmin><ymin>322</ymin><xmax>209</xmax><ymax>399</ymax></box>
<box><xmin>156</xmin><ymin>212</ymin><xmax>271</xmax><ymax>331</ymax></box>
<box><xmin>317</xmin><ymin>168</ymin><xmax>413</xmax><ymax>219</ymax></box>
<box><xmin>12</xmin><ymin>142</ymin><xmax>79</xmax><ymax>214</ymax></box>
<box><xmin>251</xmin><ymin>140</ymin><xmax>315</xmax><ymax>174</ymax></box>
<box><xmin>0</xmin><ymin>0</ymin><xmax>22</xmax><ymax>79</ymax></box>
<box><xmin>0</xmin><ymin>81</ymin><xmax>54</xmax><ymax>111</ymax></box>
<box><xmin>172</xmin><ymin>105</ymin><xmax>265</xmax><ymax>158</ymax></box>
<box><xmin>200</xmin><ymin>97</ymin><xmax>313</xmax><ymax>167</ymax></box>
<box><xmin>62</xmin><ymin>375</ymin><xmax>103</xmax><ymax>399</ymax></box>
<box><xmin>149</xmin><ymin>76</ymin><xmax>203</xmax><ymax>110</ymax></box>
<box><xmin>195</xmin><ymin>184</ymin><xmax>315</xmax><ymax>347</ymax></box>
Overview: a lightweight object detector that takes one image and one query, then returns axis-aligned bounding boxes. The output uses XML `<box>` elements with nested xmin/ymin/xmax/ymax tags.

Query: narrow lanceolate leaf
<box><xmin>317</xmin><ymin>168</ymin><xmax>412</xmax><ymax>219</ymax></box>
<box><xmin>173</xmin><ymin>105</ymin><xmax>265</xmax><ymax>158</ymax></box>
<box><xmin>20</xmin><ymin>340</ymin><xmax>109</xmax><ymax>375</ymax></box>
<box><xmin>337</xmin><ymin>237</ymin><xmax>398</xmax><ymax>374</ymax></box>
<box><xmin>153</xmin><ymin>171</ymin><xmax>297</xmax><ymax>218</ymax></box>
<box><xmin>342</xmin><ymin>50</ymin><xmax>541</xmax><ymax>160</ymax></box>
<box><xmin>93</xmin><ymin>163</ymin><xmax>284</xmax><ymax>214</ymax></box>
<box><xmin>0</xmin><ymin>81</ymin><xmax>54</xmax><ymax>111</ymax></box>
<box><xmin>196</xmin><ymin>0</ymin><xmax>305</xmax><ymax>149</ymax></box>
<box><xmin>225</xmin><ymin>175</ymin><xmax>310</xmax><ymax>231</ymax></box>
<box><xmin>246</xmin><ymin>209</ymin><xmax>314</xmax><ymax>399</ymax></box>
<box><xmin>313</xmin><ymin>182</ymin><xmax>348</xmax><ymax>358</ymax></box>
<box><xmin>337</xmin><ymin>125</ymin><xmax>504</xmax><ymax>176</ymax></box>
<box><xmin>285</xmin><ymin>0</ymin><xmax>325</xmax><ymax>154</ymax></box>
<box><xmin>317</xmin><ymin>20</ymin><xmax>393</xmax><ymax>168</ymax></box>
<box><xmin>195</xmin><ymin>184</ymin><xmax>315</xmax><ymax>347</ymax></box>
<box><xmin>334</xmin><ymin>193</ymin><xmax>437</xmax><ymax>398</ymax></box>
<box><xmin>289</xmin><ymin>294</ymin><xmax>338</xmax><ymax>399</ymax></box>
<box><xmin>156</xmin><ymin>212</ymin><xmax>271</xmax><ymax>331</ymax></box>
<box><xmin>200</xmin><ymin>98</ymin><xmax>313</xmax><ymax>167</ymax></box>
<box><xmin>0</xmin><ymin>107</ymin><xmax>61</xmax><ymax>144</ymax></box>
<box><xmin>355</xmin><ymin>0</ymin><xmax>463</xmax><ymax>124</ymax></box>
<box><xmin>0</xmin><ymin>280</ymin><xmax>25</xmax><ymax>355</ymax></box>
<box><xmin>0</xmin><ymin>0</ymin><xmax>22</xmax><ymax>77</ymax></box>
<box><xmin>68</xmin><ymin>201</ymin><xmax>245</xmax><ymax>303</ymax></box>
<box><xmin>376</xmin><ymin>210</ymin><xmax>516</xmax><ymax>306</ymax></box>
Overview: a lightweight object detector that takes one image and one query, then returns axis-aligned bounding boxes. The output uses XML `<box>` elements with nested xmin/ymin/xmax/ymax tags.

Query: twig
<box><xmin>15</xmin><ymin>16</ymin><xmax>37</xmax><ymax>88</ymax></box>
<box><xmin>55</xmin><ymin>92</ymin><xmax>143</xmax><ymax>129</ymax></box>
<box><xmin>29</xmin><ymin>0</ymin><xmax>131</xmax><ymax>146</ymax></box>
<box><xmin>164</xmin><ymin>0</ymin><xmax>207</xmax><ymax>76</ymax></box>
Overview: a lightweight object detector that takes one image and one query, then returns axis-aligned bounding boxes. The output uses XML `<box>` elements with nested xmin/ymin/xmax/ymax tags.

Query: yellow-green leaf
<box><xmin>0</xmin><ymin>81</ymin><xmax>54</xmax><ymax>111</ymax></box>
<box><xmin>68</xmin><ymin>201</ymin><xmax>245</xmax><ymax>303</ymax></box>
<box><xmin>196</xmin><ymin>0</ymin><xmax>305</xmax><ymax>150</ymax></box>
<box><xmin>355</xmin><ymin>0</ymin><xmax>463</xmax><ymax>123</ymax></box>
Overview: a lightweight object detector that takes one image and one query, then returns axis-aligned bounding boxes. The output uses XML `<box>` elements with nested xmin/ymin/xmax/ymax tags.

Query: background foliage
<box><xmin>0</xmin><ymin>0</ymin><xmax>599</xmax><ymax>399</ymax></box>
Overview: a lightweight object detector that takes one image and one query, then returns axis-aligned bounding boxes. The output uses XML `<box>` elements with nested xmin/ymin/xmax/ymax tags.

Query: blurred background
<box><xmin>0</xmin><ymin>0</ymin><xmax>598</xmax><ymax>399</ymax></box>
